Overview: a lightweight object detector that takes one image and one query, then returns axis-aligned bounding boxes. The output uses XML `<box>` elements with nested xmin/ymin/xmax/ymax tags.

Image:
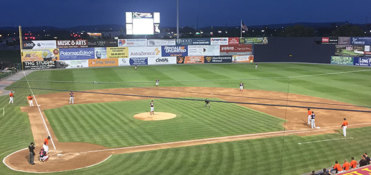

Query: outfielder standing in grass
<box><xmin>9</xmin><ymin>91</ymin><xmax>14</xmax><ymax>104</ymax></box>
<box><xmin>342</xmin><ymin>118</ymin><xmax>348</xmax><ymax>137</ymax></box>
<box><xmin>155</xmin><ymin>80</ymin><xmax>159</xmax><ymax>87</ymax></box>
<box><xmin>27</xmin><ymin>94</ymin><xmax>33</xmax><ymax>107</ymax></box>
<box><xmin>150</xmin><ymin>100</ymin><xmax>154</xmax><ymax>115</ymax></box>
<box><xmin>69</xmin><ymin>91</ymin><xmax>74</xmax><ymax>104</ymax></box>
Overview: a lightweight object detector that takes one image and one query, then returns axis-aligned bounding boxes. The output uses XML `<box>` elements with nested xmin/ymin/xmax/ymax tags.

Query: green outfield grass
<box><xmin>45</xmin><ymin>99</ymin><xmax>284</xmax><ymax>147</ymax></box>
<box><xmin>1</xmin><ymin>63</ymin><xmax>371</xmax><ymax>175</ymax></box>
<box><xmin>8</xmin><ymin>63</ymin><xmax>371</xmax><ymax>106</ymax></box>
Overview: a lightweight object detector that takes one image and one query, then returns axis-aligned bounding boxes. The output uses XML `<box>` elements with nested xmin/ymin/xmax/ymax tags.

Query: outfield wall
<box><xmin>21</xmin><ymin>38</ymin><xmax>264</xmax><ymax>69</ymax></box>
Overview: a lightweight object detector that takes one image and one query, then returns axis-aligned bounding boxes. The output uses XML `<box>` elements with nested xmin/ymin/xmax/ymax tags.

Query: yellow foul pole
<box><xmin>18</xmin><ymin>26</ymin><xmax>23</xmax><ymax>70</ymax></box>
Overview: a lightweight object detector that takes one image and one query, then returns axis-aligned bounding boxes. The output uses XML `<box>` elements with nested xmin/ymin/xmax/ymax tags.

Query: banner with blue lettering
<box><xmin>161</xmin><ymin>46</ymin><xmax>188</xmax><ymax>57</ymax></box>
<box><xmin>60</xmin><ymin>48</ymin><xmax>95</xmax><ymax>60</ymax></box>
<box><xmin>129</xmin><ymin>57</ymin><xmax>148</xmax><ymax>65</ymax></box>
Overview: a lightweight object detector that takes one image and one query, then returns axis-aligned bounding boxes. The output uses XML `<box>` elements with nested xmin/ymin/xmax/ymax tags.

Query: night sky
<box><xmin>1</xmin><ymin>0</ymin><xmax>371</xmax><ymax>28</ymax></box>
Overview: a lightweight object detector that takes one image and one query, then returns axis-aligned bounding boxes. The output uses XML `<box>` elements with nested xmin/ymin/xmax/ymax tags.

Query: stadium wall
<box><xmin>254</xmin><ymin>37</ymin><xmax>335</xmax><ymax>63</ymax></box>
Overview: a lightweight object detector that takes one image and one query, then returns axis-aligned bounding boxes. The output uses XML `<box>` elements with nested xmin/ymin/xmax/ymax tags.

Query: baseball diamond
<box><xmin>1</xmin><ymin>63</ymin><xmax>371</xmax><ymax>175</ymax></box>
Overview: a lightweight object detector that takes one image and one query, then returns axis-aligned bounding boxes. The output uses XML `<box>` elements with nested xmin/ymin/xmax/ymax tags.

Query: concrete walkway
<box><xmin>0</xmin><ymin>70</ymin><xmax>34</xmax><ymax>96</ymax></box>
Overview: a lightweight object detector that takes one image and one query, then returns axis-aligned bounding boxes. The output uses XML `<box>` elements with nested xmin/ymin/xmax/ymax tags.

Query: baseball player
<box><xmin>150</xmin><ymin>100</ymin><xmax>154</xmax><ymax>115</ymax></box>
<box><xmin>155</xmin><ymin>80</ymin><xmax>159</xmax><ymax>87</ymax></box>
<box><xmin>239</xmin><ymin>82</ymin><xmax>244</xmax><ymax>91</ymax></box>
<box><xmin>27</xmin><ymin>94</ymin><xmax>34</xmax><ymax>107</ymax></box>
<box><xmin>69</xmin><ymin>91</ymin><xmax>74</xmax><ymax>104</ymax></box>
<box><xmin>341</xmin><ymin>118</ymin><xmax>348</xmax><ymax>137</ymax></box>
<box><xmin>204</xmin><ymin>98</ymin><xmax>210</xmax><ymax>108</ymax></box>
<box><xmin>307</xmin><ymin>108</ymin><xmax>312</xmax><ymax>126</ymax></box>
<box><xmin>255</xmin><ymin>63</ymin><xmax>258</xmax><ymax>70</ymax></box>
<box><xmin>311</xmin><ymin>111</ymin><xmax>316</xmax><ymax>129</ymax></box>
<box><xmin>9</xmin><ymin>91</ymin><xmax>14</xmax><ymax>104</ymax></box>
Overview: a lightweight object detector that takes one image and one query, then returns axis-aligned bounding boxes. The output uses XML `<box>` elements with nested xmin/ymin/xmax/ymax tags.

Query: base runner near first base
<box><xmin>311</xmin><ymin>111</ymin><xmax>316</xmax><ymax>129</ymax></box>
<box><xmin>150</xmin><ymin>100</ymin><xmax>154</xmax><ymax>115</ymax></box>
<box><xmin>342</xmin><ymin>118</ymin><xmax>348</xmax><ymax>137</ymax></box>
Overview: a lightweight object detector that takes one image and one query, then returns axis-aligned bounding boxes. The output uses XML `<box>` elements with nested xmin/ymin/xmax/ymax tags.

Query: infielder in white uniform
<box><xmin>155</xmin><ymin>80</ymin><xmax>159</xmax><ymax>87</ymax></box>
<box><xmin>240</xmin><ymin>82</ymin><xmax>244</xmax><ymax>91</ymax></box>
<box><xmin>69</xmin><ymin>91</ymin><xmax>74</xmax><ymax>104</ymax></box>
<box><xmin>9</xmin><ymin>91</ymin><xmax>14</xmax><ymax>104</ymax></box>
<box><xmin>307</xmin><ymin>108</ymin><xmax>312</xmax><ymax>126</ymax></box>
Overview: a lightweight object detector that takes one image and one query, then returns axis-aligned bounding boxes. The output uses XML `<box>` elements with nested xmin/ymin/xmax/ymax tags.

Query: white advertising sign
<box><xmin>188</xmin><ymin>45</ymin><xmax>220</xmax><ymax>56</ymax></box>
<box><xmin>57</xmin><ymin>60</ymin><xmax>89</xmax><ymax>69</ymax></box>
<box><xmin>147</xmin><ymin>39</ymin><xmax>176</xmax><ymax>46</ymax></box>
<box><xmin>128</xmin><ymin>47</ymin><xmax>162</xmax><ymax>57</ymax></box>
<box><xmin>23</xmin><ymin>40</ymin><xmax>57</xmax><ymax>49</ymax></box>
<box><xmin>210</xmin><ymin>38</ymin><xmax>229</xmax><ymax>45</ymax></box>
<box><xmin>148</xmin><ymin>57</ymin><xmax>177</xmax><ymax>65</ymax></box>
<box><xmin>118</xmin><ymin>58</ymin><xmax>131</xmax><ymax>66</ymax></box>
<box><xmin>118</xmin><ymin>39</ymin><xmax>147</xmax><ymax>47</ymax></box>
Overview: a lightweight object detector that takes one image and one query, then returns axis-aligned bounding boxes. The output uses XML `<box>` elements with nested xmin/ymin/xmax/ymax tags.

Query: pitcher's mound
<box><xmin>134</xmin><ymin>112</ymin><xmax>176</xmax><ymax>121</ymax></box>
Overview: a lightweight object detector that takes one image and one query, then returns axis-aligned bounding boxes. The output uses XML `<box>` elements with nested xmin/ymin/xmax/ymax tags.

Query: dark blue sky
<box><xmin>1</xmin><ymin>0</ymin><xmax>371</xmax><ymax>28</ymax></box>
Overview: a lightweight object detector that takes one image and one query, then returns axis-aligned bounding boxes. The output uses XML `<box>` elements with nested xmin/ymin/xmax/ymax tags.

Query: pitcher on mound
<box><xmin>150</xmin><ymin>100</ymin><xmax>154</xmax><ymax>115</ymax></box>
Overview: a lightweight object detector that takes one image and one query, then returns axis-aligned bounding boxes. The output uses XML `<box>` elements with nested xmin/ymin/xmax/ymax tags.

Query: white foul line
<box><xmin>23</xmin><ymin>71</ymin><xmax>56</xmax><ymax>150</ymax></box>
<box><xmin>298</xmin><ymin>137</ymin><xmax>353</xmax><ymax>145</ymax></box>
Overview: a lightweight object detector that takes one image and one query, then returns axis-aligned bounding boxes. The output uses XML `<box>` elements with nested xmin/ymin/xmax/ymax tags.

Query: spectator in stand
<box><xmin>364</xmin><ymin>153</ymin><xmax>370</xmax><ymax>164</ymax></box>
<box><xmin>342</xmin><ymin>159</ymin><xmax>350</xmax><ymax>171</ymax></box>
<box><xmin>320</xmin><ymin>168</ymin><xmax>330</xmax><ymax>175</ymax></box>
<box><xmin>310</xmin><ymin>170</ymin><xmax>315</xmax><ymax>175</ymax></box>
<box><xmin>331</xmin><ymin>160</ymin><xmax>343</xmax><ymax>174</ymax></box>
<box><xmin>350</xmin><ymin>157</ymin><xmax>358</xmax><ymax>169</ymax></box>
<box><xmin>359</xmin><ymin>156</ymin><xmax>368</xmax><ymax>167</ymax></box>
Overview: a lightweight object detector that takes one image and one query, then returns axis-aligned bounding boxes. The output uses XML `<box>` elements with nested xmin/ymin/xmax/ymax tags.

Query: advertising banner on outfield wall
<box><xmin>147</xmin><ymin>39</ymin><xmax>176</xmax><ymax>46</ymax></box>
<box><xmin>130</xmin><ymin>57</ymin><xmax>148</xmax><ymax>65</ymax></box>
<box><xmin>94</xmin><ymin>47</ymin><xmax>107</xmax><ymax>59</ymax></box>
<box><xmin>23</xmin><ymin>61</ymin><xmax>56</xmax><ymax>70</ymax></box>
<box><xmin>239</xmin><ymin>37</ymin><xmax>268</xmax><ymax>44</ymax></box>
<box><xmin>338</xmin><ymin>37</ymin><xmax>351</xmax><ymax>45</ymax></box>
<box><xmin>188</xmin><ymin>45</ymin><xmax>220</xmax><ymax>56</ymax></box>
<box><xmin>210</xmin><ymin>38</ymin><xmax>229</xmax><ymax>45</ymax></box>
<box><xmin>364</xmin><ymin>45</ymin><xmax>371</xmax><ymax>56</ymax></box>
<box><xmin>351</xmin><ymin>37</ymin><xmax>371</xmax><ymax>45</ymax></box>
<box><xmin>232</xmin><ymin>55</ymin><xmax>254</xmax><ymax>63</ymax></box>
<box><xmin>118</xmin><ymin>58</ymin><xmax>130</xmax><ymax>66</ymax></box>
<box><xmin>129</xmin><ymin>47</ymin><xmax>161</xmax><ymax>57</ymax></box>
<box><xmin>88</xmin><ymin>40</ymin><xmax>118</xmax><ymax>47</ymax></box>
<box><xmin>59</xmin><ymin>48</ymin><xmax>94</xmax><ymax>60</ymax></box>
<box><xmin>21</xmin><ymin>49</ymin><xmax>60</xmax><ymax>62</ymax></box>
<box><xmin>184</xmin><ymin>56</ymin><xmax>204</xmax><ymax>64</ymax></box>
<box><xmin>177</xmin><ymin>56</ymin><xmax>185</xmax><ymax>64</ymax></box>
<box><xmin>353</xmin><ymin>57</ymin><xmax>370</xmax><ymax>66</ymax></box>
<box><xmin>220</xmin><ymin>44</ymin><xmax>253</xmax><ymax>55</ymax></box>
<box><xmin>204</xmin><ymin>56</ymin><xmax>232</xmax><ymax>63</ymax></box>
<box><xmin>148</xmin><ymin>57</ymin><xmax>177</xmax><ymax>65</ymax></box>
<box><xmin>56</xmin><ymin>60</ymin><xmax>89</xmax><ymax>69</ymax></box>
<box><xmin>57</xmin><ymin>40</ymin><xmax>88</xmax><ymax>48</ymax></box>
<box><xmin>23</xmin><ymin>40</ymin><xmax>57</xmax><ymax>49</ymax></box>
<box><xmin>176</xmin><ymin>38</ymin><xmax>211</xmax><ymax>45</ymax></box>
<box><xmin>118</xmin><ymin>39</ymin><xmax>147</xmax><ymax>47</ymax></box>
<box><xmin>335</xmin><ymin>45</ymin><xmax>364</xmax><ymax>57</ymax></box>
<box><xmin>162</xmin><ymin>46</ymin><xmax>188</xmax><ymax>56</ymax></box>
<box><xmin>321</xmin><ymin>37</ymin><xmax>338</xmax><ymax>44</ymax></box>
<box><xmin>331</xmin><ymin>56</ymin><xmax>354</xmax><ymax>65</ymax></box>
<box><xmin>88</xmin><ymin>58</ymin><xmax>118</xmax><ymax>67</ymax></box>
<box><xmin>228</xmin><ymin>37</ymin><xmax>240</xmax><ymax>45</ymax></box>
<box><xmin>106</xmin><ymin>47</ymin><xmax>128</xmax><ymax>58</ymax></box>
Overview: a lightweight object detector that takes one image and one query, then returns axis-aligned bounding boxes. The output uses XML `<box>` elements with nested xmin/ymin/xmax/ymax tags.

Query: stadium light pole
<box><xmin>176</xmin><ymin>0</ymin><xmax>179</xmax><ymax>39</ymax></box>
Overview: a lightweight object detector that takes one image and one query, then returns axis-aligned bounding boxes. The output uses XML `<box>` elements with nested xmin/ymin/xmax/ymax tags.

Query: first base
<box><xmin>316</xmin><ymin>127</ymin><xmax>320</xmax><ymax>129</ymax></box>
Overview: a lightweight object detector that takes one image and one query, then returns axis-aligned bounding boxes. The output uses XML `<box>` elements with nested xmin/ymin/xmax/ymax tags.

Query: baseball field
<box><xmin>1</xmin><ymin>63</ymin><xmax>371</xmax><ymax>175</ymax></box>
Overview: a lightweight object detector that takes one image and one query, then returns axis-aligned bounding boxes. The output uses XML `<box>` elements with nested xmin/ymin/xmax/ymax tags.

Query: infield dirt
<box><xmin>4</xmin><ymin>87</ymin><xmax>371</xmax><ymax>173</ymax></box>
